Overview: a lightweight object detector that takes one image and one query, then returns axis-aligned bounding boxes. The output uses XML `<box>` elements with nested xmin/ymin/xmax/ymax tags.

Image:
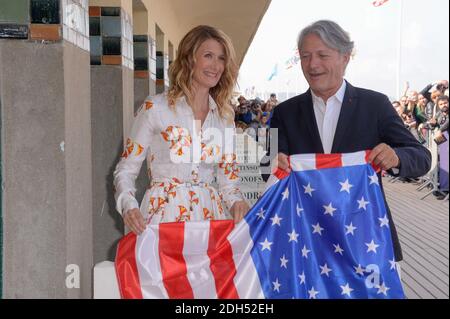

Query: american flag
<box><xmin>115</xmin><ymin>151</ymin><xmax>405</xmax><ymax>299</ymax></box>
<box><xmin>373</xmin><ymin>0</ymin><xmax>390</xmax><ymax>7</ymax></box>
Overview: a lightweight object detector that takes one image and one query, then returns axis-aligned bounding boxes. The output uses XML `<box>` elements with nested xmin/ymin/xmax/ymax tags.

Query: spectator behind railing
<box><xmin>267</xmin><ymin>93</ymin><xmax>278</xmax><ymax>107</ymax></box>
<box><xmin>418</xmin><ymin>94</ymin><xmax>428</xmax><ymax>115</ymax></box>
<box><xmin>431</xmin><ymin>95</ymin><xmax>449</xmax><ymax>199</ymax></box>
<box><xmin>236</xmin><ymin>97</ymin><xmax>253</xmax><ymax>125</ymax></box>
<box><xmin>405</xmin><ymin>91</ymin><xmax>427</xmax><ymax>143</ymax></box>
<box><xmin>399</xmin><ymin>95</ymin><xmax>408</xmax><ymax>110</ymax></box>
<box><xmin>427</xmin><ymin>90</ymin><xmax>444</xmax><ymax>119</ymax></box>
<box><xmin>406</xmin><ymin>91</ymin><xmax>428</xmax><ymax>123</ymax></box>
<box><xmin>428</xmin><ymin>95</ymin><xmax>449</xmax><ymax>142</ymax></box>
<box><xmin>392</xmin><ymin>100</ymin><xmax>404</xmax><ymax>118</ymax></box>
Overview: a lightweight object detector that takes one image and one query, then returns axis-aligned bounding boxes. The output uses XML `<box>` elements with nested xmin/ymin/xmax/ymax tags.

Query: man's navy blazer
<box><xmin>268</xmin><ymin>81</ymin><xmax>432</xmax><ymax>261</ymax></box>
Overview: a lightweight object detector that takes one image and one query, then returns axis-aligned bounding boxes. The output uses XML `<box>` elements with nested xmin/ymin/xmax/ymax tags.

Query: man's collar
<box><xmin>311</xmin><ymin>80</ymin><xmax>347</xmax><ymax>104</ymax></box>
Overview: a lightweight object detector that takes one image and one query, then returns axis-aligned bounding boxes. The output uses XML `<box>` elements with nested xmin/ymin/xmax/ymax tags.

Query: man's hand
<box><xmin>368</xmin><ymin>143</ymin><xmax>400</xmax><ymax>171</ymax></box>
<box><xmin>230</xmin><ymin>200</ymin><xmax>250</xmax><ymax>224</ymax></box>
<box><xmin>272</xmin><ymin>153</ymin><xmax>291</xmax><ymax>174</ymax></box>
<box><xmin>123</xmin><ymin>208</ymin><xmax>147</xmax><ymax>235</ymax></box>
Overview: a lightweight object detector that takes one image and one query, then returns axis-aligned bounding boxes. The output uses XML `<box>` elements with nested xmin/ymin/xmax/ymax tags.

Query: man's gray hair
<box><xmin>297</xmin><ymin>20</ymin><xmax>354</xmax><ymax>55</ymax></box>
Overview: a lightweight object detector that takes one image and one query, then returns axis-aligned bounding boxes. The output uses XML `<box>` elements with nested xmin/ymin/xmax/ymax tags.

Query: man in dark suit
<box><xmin>268</xmin><ymin>20</ymin><xmax>431</xmax><ymax>262</ymax></box>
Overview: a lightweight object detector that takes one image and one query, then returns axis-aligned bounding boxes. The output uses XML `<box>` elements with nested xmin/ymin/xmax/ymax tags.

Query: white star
<box><xmin>379</xmin><ymin>215</ymin><xmax>389</xmax><ymax>228</ymax></box>
<box><xmin>272</xmin><ymin>278</ymin><xmax>281</xmax><ymax>292</ymax></box>
<box><xmin>376</xmin><ymin>282</ymin><xmax>390</xmax><ymax>296</ymax></box>
<box><xmin>282</xmin><ymin>187</ymin><xmax>289</xmax><ymax>200</ymax></box>
<box><xmin>369</xmin><ymin>172</ymin><xmax>379</xmax><ymax>185</ymax></box>
<box><xmin>366</xmin><ymin>239</ymin><xmax>380</xmax><ymax>253</ymax></box>
<box><xmin>339</xmin><ymin>179</ymin><xmax>353</xmax><ymax>194</ymax></box>
<box><xmin>312</xmin><ymin>223</ymin><xmax>324</xmax><ymax>235</ymax></box>
<box><xmin>308</xmin><ymin>287</ymin><xmax>319</xmax><ymax>299</ymax></box>
<box><xmin>357</xmin><ymin>196</ymin><xmax>370</xmax><ymax>210</ymax></box>
<box><xmin>345</xmin><ymin>222</ymin><xmax>357</xmax><ymax>235</ymax></box>
<box><xmin>354</xmin><ymin>264</ymin><xmax>365</xmax><ymax>276</ymax></box>
<box><xmin>270</xmin><ymin>213</ymin><xmax>283</xmax><ymax>226</ymax></box>
<box><xmin>320</xmin><ymin>263</ymin><xmax>332</xmax><ymax>277</ymax></box>
<box><xmin>301</xmin><ymin>245</ymin><xmax>311</xmax><ymax>258</ymax></box>
<box><xmin>296</xmin><ymin>204</ymin><xmax>304</xmax><ymax>217</ymax></box>
<box><xmin>287</xmin><ymin>229</ymin><xmax>299</xmax><ymax>243</ymax></box>
<box><xmin>298</xmin><ymin>272</ymin><xmax>306</xmax><ymax>284</ymax></box>
<box><xmin>256</xmin><ymin>208</ymin><xmax>265</xmax><ymax>220</ymax></box>
<box><xmin>389</xmin><ymin>258</ymin><xmax>397</xmax><ymax>270</ymax></box>
<box><xmin>340</xmin><ymin>283</ymin><xmax>354</xmax><ymax>297</ymax></box>
<box><xmin>333</xmin><ymin>244</ymin><xmax>344</xmax><ymax>255</ymax></box>
<box><xmin>303</xmin><ymin>183</ymin><xmax>315</xmax><ymax>197</ymax></box>
<box><xmin>323</xmin><ymin>202</ymin><xmax>337</xmax><ymax>217</ymax></box>
<box><xmin>280</xmin><ymin>255</ymin><xmax>289</xmax><ymax>268</ymax></box>
<box><xmin>259</xmin><ymin>238</ymin><xmax>273</xmax><ymax>251</ymax></box>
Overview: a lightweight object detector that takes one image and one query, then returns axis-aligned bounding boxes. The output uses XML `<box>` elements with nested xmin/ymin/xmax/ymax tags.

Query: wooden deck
<box><xmin>383</xmin><ymin>177</ymin><xmax>449</xmax><ymax>299</ymax></box>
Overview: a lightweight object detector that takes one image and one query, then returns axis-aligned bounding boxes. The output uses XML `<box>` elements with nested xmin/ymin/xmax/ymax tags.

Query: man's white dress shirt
<box><xmin>311</xmin><ymin>80</ymin><xmax>347</xmax><ymax>154</ymax></box>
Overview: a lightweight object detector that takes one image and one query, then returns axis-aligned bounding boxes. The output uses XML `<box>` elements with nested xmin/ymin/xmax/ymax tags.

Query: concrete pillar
<box><xmin>134</xmin><ymin>74</ymin><xmax>150</xmax><ymax>113</ymax></box>
<box><xmin>90</xmin><ymin>66</ymin><xmax>124</xmax><ymax>264</ymax></box>
<box><xmin>132</xmin><ymin>7</ymin><xmax>150</xmax><ymax>113</ymax></box>
<box><xmin>89</xmin><ymin>3</ymin><xmax>135</xmax><ymax>264</ymax></box>
<box><xmin>0</xmin><ymin>0</ymin><xmax>93</xmax><ymax>298</ymax></box>
<box><xmin>0</xmin><ymin>39</ymin><xmax>92</xmax><ymax>298</ymax></box>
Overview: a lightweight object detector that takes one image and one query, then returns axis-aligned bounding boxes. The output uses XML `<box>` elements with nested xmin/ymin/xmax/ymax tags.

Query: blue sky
<box><xmin>239</xmin><ymin>0</ymin><xmax>449</xmax><ymax>101</ymax></box>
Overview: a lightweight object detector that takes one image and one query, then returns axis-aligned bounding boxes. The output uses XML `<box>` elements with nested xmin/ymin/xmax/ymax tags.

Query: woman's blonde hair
<box><xmin>167</xmin><ymin>25</ymin><xmax>238</xmax><ymax>124</ymax></box>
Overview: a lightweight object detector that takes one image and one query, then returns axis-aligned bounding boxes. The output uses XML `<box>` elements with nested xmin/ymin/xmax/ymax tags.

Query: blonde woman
<box><xmin>114</xmin><ymin>25</ymin><xmax>249</xmax><ymax>234</ymax></box>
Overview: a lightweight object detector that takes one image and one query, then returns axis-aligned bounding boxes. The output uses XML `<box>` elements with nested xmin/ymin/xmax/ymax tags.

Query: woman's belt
<box><xmin>149</xmin><ymin>179</ymin><xmax>211</xmax><ymax>188</ymax></box>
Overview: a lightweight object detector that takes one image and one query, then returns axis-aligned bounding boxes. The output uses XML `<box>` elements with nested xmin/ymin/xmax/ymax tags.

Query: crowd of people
<box><xmin>233</xmin><ymin>93</ymin><xmax>278</xmax><ymax>130</ymax></box>
<box><xmin>392</xmin><ymin>80</ymin><xmax>448</xmax><ymax>146</ymax></box>
<box><xmin>390</xmin><ymin>80</ymin><xmax>449</xmax><ymax>200</ymax></box>
<box><xmin>232</xmin><ymin>93</ymin><xmax>278</xmax><ymax>146</ymax></box>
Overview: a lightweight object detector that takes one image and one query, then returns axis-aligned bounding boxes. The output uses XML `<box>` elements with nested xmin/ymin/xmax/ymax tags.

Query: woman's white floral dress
<box><xmin>113</xmin><ymin>93</ymin><xmax>245</xmax><ymax>224</ymax></box>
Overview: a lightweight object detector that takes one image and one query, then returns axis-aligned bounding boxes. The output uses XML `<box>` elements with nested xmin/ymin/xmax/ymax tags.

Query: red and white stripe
<box><xmin>290</xmin><ymin>151</ymin><xmax>370</xmax><ymax>171</ymax></box>
<box><xmin>266</xmin><ymin>150</ymin><xmax>374</xmax><ymax>191</ymax></box>
<box><xmin>116</xmin><ymin>220</ymin><xmax>264</xmax><ymax>299</ymax></box>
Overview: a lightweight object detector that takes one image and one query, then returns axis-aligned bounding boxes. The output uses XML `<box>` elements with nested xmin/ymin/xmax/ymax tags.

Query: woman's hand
<box><xmin>230</xmin><ymin>200</ymin><xmax>250</xmax><ymax>224</ymax></box>
<box><xmin>123</xmin><ymin>208</ymin><xmax>147</xmax><ymax>235</ymax></box>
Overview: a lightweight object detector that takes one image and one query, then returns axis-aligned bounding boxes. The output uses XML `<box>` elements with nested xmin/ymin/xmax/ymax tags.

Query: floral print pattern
<box><xmin>113</xmin><ymin>93</ymin><xmax>245</xmax><ymax>224</ymax></box>
<box><xmin>121</xmin><ymin>138</ymin><xmax>144</xmax><ymax>159</ymax></box>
